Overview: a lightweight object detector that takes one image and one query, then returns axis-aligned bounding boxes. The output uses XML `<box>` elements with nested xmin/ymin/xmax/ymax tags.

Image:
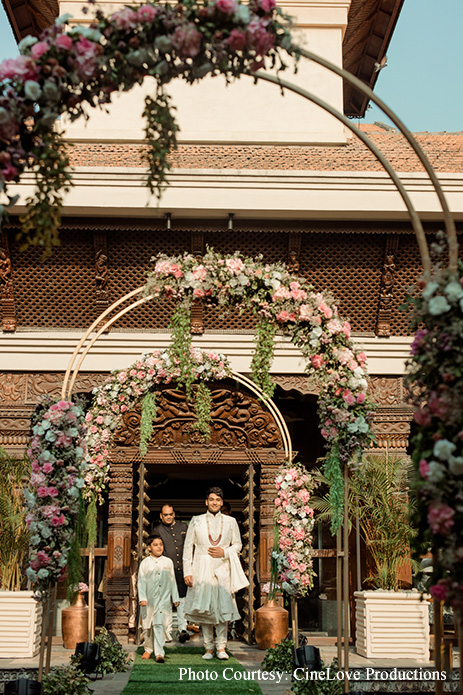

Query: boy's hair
<box><xmin>146</xmin><ymin>534</ymin><xmax>163</xmax><ymax>547</ymax></box>
<box><xmin>206</xmin><ymin>486</ymin><xmax>224</xmax><ymax>499</ymax></box>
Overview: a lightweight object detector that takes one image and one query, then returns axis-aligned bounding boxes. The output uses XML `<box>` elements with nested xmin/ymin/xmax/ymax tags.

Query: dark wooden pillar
<box><xmin>259</xmin><ymin>463</ymin><xmax>279</xmax><ymax>602</ymax></box>
<box><xmin>106</xmin><ymin>461</ymin><xmax>133</xmax><ymax>636</ymax></box>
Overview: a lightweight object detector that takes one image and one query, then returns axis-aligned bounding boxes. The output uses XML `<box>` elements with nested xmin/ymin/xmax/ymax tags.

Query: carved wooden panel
<box><xmin>112</xmin><ymin>383</ymin><xmax>284</xmax><ymax>451</ymax></box>
<box><xmin>368</xmin><ymin>376</ymin><xmax>403</xmax><ymax>406</ymax></box>
<box><xmin>371</xmin><ymin>408</ymin><xmax>413</xmax><ymax>451</ymax></box>
<box><xmin>94</xmin><ymin>231</ymin><xmax>110</xmax><ymax>331</ymax></box>
<box><xmin>259</xmin><ymin>464</ymin><xmax>280</xmax><ymax>584</ymax></box>
<box><xmin>0</xmin><ymin>232</ymin><xmax>16</xmax><ymax>331</ymax></box>
<box><xmin>273</xmin><ymin>375</ymin><xmax>318</xmax><ymax>395</ymax></box>
<box><xmin>376</xmin><ymin>235</ymin><xmax>400</xmax><ymax>336</ymax></box>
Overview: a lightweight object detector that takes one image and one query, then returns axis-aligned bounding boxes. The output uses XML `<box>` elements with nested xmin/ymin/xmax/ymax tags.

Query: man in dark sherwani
<box><xmin>153</xmin><ymin>503</ymin><xmax>190</xmax><ymax>643</ymax></box>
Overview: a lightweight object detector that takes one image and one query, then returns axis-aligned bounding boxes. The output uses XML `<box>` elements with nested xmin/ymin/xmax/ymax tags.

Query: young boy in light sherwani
<box><xmin>138</xmin><ymin>535</ymin><xmax>179</xmax><ymax>663</ymax></box>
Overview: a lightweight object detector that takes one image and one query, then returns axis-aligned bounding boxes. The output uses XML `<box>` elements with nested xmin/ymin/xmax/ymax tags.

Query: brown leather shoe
<box><xmin>141</xmin><ymin>651</ymin><xmax>151</xmax><ymax>659</ymax></box>
<box><xmin>155</xmin><ymin>655</ymin><xmax>165</xmax><ymax>663</ymax></box>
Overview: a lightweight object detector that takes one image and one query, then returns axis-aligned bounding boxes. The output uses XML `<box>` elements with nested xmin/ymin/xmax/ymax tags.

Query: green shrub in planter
<box><xmin>261</xmin><ymin>637</ymin><xmax>294</xmax><ymax>673</ymax></box>
<box><xmin>93</xmin><ymin>627</ymin><xmax>130</xmax><ymax>674</ymax></box>
<box><xmin>42</xmin><ymin>661</ymin><xmax>92</xmax><ymax>695</ymax></box>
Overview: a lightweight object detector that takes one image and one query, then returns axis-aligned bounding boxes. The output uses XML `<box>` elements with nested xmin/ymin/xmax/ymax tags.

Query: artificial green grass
<box><xmin>120</xmin><ymin>646</ymin><xmax>263</xmax><ymax>695</ymax></box>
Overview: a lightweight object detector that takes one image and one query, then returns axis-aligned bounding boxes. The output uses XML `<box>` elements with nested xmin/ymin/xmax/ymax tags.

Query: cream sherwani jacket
<box><xmin>183</xmin><ymin>511</ymin><xmax>249</xmax><ymax>624</ymax></box>
<box><xmin>138</xmin><ymin>554</ymin><xmax>179</xmax><ymax>630</ymax></box>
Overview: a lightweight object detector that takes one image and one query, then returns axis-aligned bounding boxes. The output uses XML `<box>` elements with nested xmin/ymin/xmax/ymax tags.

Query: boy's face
<box><xmin>148</xmin><ymin>538</ymin><xmax>164</xmax><ymax>557</ymax></box>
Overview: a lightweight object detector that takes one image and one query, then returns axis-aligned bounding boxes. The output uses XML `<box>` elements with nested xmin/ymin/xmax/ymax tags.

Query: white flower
<box><xmin>445</xmin><ymin>281</ymin><xmax>463</xmax><ymax>302</ymax></box>
<box><xmin>422</xmin><ymin>281</ymin><xmax>439</xmax><ymax>300</ymax></box>
<box><xmin>428</xmin><ymin>296</ymin><xmax>451</xmax><ymax>316</ymax></box>
<box><xmin>433</xmin><ymin>439</ymin><xmax>456</xmax><ymax>461</ymax></box>
<box><xmin>24</xmin><ymin>80</ymin><xmax>42</xmax><ymax>101</ymax></box>
<box><xmin>56</xmin><ymin>13</ymin><xmax>73</xmax><ymax>25</ymax></box>
<box><xmin>18</xmin><ymin>36</ymin><xmax>38</xmax><ymax>54</ymax></box>
<box><xmin>448</xmin><ymin>455</ymin><xmax>463</xmax><ymax>476</ymax></box>
<box><xmin>427</xmin><ymin>461</ymin><xmax>446</xmax><ymax>483</ymax></box>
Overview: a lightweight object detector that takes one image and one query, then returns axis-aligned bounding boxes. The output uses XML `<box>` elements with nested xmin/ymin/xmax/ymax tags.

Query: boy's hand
<box><xmin>184</xmin><ymin>575</ymin><xmax>193</xmax><ymax>587</ymax></box>
<box><xmin>139</xmin><ymin>600</ymin><xmax>148</xmax><ymax>606</ymax></box>
<box><xmin>174</xmin><ymin>602</ymin><xmax>180</xmax><ymax>607</ymax></box>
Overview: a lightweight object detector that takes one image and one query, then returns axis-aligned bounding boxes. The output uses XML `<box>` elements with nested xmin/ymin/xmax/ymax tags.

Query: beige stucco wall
<box><xmin>58</xmin><ymin>0</ymin><xmax>350</xmax><ymax>144</ymax></box>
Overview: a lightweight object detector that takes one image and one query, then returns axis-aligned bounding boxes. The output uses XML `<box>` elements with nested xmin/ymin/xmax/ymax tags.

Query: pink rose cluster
<box><xmin>26</xmin><ymin>399</ymin><xmax>87</xmax><ymax>593</ymax></box>
<box><xmin>273</xmin><ymin>463</ymin><xmax>316</xmax><ymax>597</ymax></box>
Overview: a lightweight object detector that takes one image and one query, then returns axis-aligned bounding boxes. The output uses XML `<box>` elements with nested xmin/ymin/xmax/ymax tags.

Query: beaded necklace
<box><xmin>206</xmin><ymin>513</ymin><xmax>223</xmax><ymax>546</ymax></box>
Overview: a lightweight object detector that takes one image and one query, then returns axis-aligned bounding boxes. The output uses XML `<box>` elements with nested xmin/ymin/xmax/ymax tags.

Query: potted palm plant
<box><xmin>0</xmin><ymin>449</ymin><xmax>42</xmax><ymax>657</ymax></box>
<box><xmin>349</xmin><ymin>452</ymin><xmax>429</xmax><ymax>660</ymax></box>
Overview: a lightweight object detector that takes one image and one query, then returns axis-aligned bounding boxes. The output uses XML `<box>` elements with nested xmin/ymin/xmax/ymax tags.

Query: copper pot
<box><xmin>254</xmin><ymin>599</ymin><xmax>289</xmax><ymax>650</ymax></box>
<box><xmin>61</xmin><ymin>591</ymin><xmax>89</xmax><ymax>649</ymax></box>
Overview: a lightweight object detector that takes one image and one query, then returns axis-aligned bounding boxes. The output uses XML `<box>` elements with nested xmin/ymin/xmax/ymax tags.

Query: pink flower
<box><xmin>298</xmin><ymin>563</ymin><xmax>307</xmax><ymax>573</ymax></box>
<box><xmin>74</xmin><ymin>37</ymin><xmax>99</xmax><ymax>80</ymax></box>
<box><xmin>318</xmin><ymin>301</ymin><xmax>332</xmax><ymax>320</ymax></box>
<box><xmin>30</xmin><ymin>41</ymin><xmax>50</xmax><ymax>61</ymax></box>
<box><xmin>277</xmin><ymin>310</ymin><xmax>291</xmax><ymax>322</ymax></box>
<box><xmin>47</xmin><ymin>486</ymin><xmax>59</xmax><ymax>497</ymax></box>
<box><xmin>291</xmin><ymin>288</ymin><xmax>307</xmax><ymax>301</ymax></box>
<box><xmin>430</xmin><ymin>581</ymin><xmax>449</xmax><ymax>602</ymax></box>
<box><xmin>42</xmin><ymin>462</ymin><xmax>54</xmax><ymax>474</ymax></box>
<box><xmin>260</xmin><ymin>0</ymin><xmax>276</xmax><ymax>10</ymax></box>
<box><xmin>419</xmin><ymin>459</ymin><xmax>430</xmax><ymax>479</ymax></box>
<box><xmin>215</xmin><ymin>0</ymin><xmax>237</xmax><ymax>14</ymax></box>
<box><xmin>297</xmin><ymin>489</ymin><xmax>310</xmax><ymax>503</ymax></box>
<box><xmin>2</xmin><ymin>165</ymin><xmax>18</xmax><ymax>181</ymax></box>
<box><xmin>51</xmin><ymin>514</ymin><xmax>65</xmax><ymax>527</ymax></box>
<box><xmin>171</xmin><ymin>23</ymin><xmax>202</xmax><ymax>58</ymax></box>
<box><xmin>111</xmin><ymin>7</ymin><xmax>138</xmax><ymax>30</ymax></box>
<box><xmin>414</xmin><ymin>408</ymin><xmax>432</xmax><ymax>427</ymax></box>
<box><xmin>0</xmin><ymin>56</ymin><xmax>38</xmax><ymax>82</ymax></box>
<box><xmin>138</xmin><ymin>5</ymin><xmax>157</xmax><ymax>22</ymax></box>
<box><xmin>342</xmin><ymin>321</ymin><xmax>351</xmax><ymax>338</ymax></box>
<box><xmin>169</xmin><ymin>263</ymin><xmax>183</xmax><ymax>278</ymax></box>
<box><xmin>311</xmin><ymin>354</ymin><xmax>324</xmax><ymax>369</ymax></box>
<box><xmin>327</xmin><ymin>319</ymin><xmax>342</xmax><ymax>335</ymax></box>
<box><xmin>85</xmin><ymin>412</ymin><xmax>93</xmax><ymax>422</ymax></box>
<box><xmin>228</xmin><ymin>29</ymin><xmax>247</xmax><ymax>52</ymax></box>
<box><xmin>428</xmin><ymin>503</ymin><xmax>455</xmax><ymax>535</ymax></box>
<box><xmin>343</xmin><ymin>390</ymin><xmax>356</xmax><ymax>406</ymax></box>
<box><xmin>193</xmin><ymin>287</ymin><xmax>205</xmax><ymax>298</ymax></box>
<box><xmin>275</xmin><ymin>498</ymin><xmax>281</xmax><ymax>506</ymax></box>
<box><xmin>117</xmin><ymin>371</ymin><xmax>127</xmax><ymax>383</ymax></box>
<box><xmin>294</xmin><ymin>529</ymin><xmax>305</xmax><ymax>541</ymax></box>
<box><xmin>247</xmin><ymin>17</ymin><xmax>275</xmax><ymax>56</ymax></box>
<box><xmin>299</xmin><ymin>304</ymin><xmax>313</xmax><ymax>321</ymax></box>
<box><xmin>193</xmin><ymin>264</ymin><xmax>208</xmax><ymax>281</ymax></box>
<box><xmin>37</xmin><ymin>551</ymin><xmax>50</xmax><ymax>566</ymax></box>
<box><xmin>37</xmin><ymin>486</ymin><xmax>48</xmax><ymax>498</ymax></box>
<box><xmin>356</xmin><ymin>392</ymin><xmax>366</xmax><ymax>405</ymax></box>
<box><xmin>272</xmin><ymin>285</ymin><xmax>291</xmax><ymax>301</ymax></box>
<box><xmin>226</xmin><ymin>257</ymin><xmax>245</xmax><ymax>275</ymax></box>
<box><xmin>55</xmin><ymin>34</ymin><xmax>73</xmax><ymax>51</ymax></box>
<box><xmin>357</xmin><ymin>352</ymin><xmax>367</xmax><ymax>366</ymax></box>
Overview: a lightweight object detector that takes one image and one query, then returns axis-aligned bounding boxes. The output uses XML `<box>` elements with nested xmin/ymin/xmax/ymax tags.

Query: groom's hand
<box><xmin>208</xmin><ymin>547</ymin><xmax>225</xmax><ymax>558</ymax></box>
<box><xmin>184</xmin><ymin>575</ymin><xmax>193</xmax><ymax>587</ymax></box>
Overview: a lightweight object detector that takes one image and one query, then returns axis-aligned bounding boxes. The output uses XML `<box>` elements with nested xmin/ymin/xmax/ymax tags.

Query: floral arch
<box><xmin>25</xmin><ymin>246</ymin><xmax>373</xmax><ymax>594</ymax></box>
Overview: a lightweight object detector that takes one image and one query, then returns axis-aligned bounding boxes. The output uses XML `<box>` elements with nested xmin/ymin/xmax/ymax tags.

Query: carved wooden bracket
<box><xmin>376</xmin><ymin>235</ymin><xmax>399</xmax><ymax>337</ymax></box>
<box><xmin>0</xmin><ymin>232</ymin><xmax>16</xmax><ymax>332</ymax></box>
<box><xmin>94</xmin><ymin>231</ymin><xmax>110</xmax><ymax>332</ymax></box>
<box><xmin>287</xmin><ymin>233</ymin><xmax>302</xmax><ymax>273</ymax></box>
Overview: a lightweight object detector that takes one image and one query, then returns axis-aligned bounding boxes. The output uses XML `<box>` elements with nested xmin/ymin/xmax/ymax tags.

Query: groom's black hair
<box><xmin>206</xmin><ymin>486</ymin><xmax>224</xmax><ymax>499</ymax></box>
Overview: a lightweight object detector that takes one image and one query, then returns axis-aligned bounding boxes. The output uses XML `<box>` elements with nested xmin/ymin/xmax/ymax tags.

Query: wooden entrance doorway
<box><xmin>105</xmin><ymin>379</ymin><xmax>287</xmax><ymax>639</ymax></box>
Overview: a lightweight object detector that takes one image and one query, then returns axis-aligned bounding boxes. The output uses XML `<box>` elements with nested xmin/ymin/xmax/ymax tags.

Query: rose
<box><xmin>215</xmin><ymin>0</ymin><xmax>237</xmax><ymax>14</ymax></box>
<box><xmin>55</xmin><ymin>34</ymin><xmax>73</xmax><ymax>51</ymax></box>
<box><xmin>138</xmin><ymin>5</ymin><xmax>157</xmax><ymax>23</ymax></box>
<box><xmin>311</xmin><ymin>354</ymin><xmax>324</xmax><ymax>369</ymax></box>
<box><xmin>418</xmin><ymin>459</ymin><xmax>429</xmax><ymax>479</ymax></box>
<box><xmin>30</xmin><ymin>41</ymin><xmax>50</xmax><ymax>61</ymax></box>
<box><xmin>428</xmin><ymin>503</ymin><xmax>455</xmax><ymax>535</ymax></box>
<box><xmin>228</xmin><ymin>29</ymin><xmax>247</xmax><ymax>52</ymax></box>
<box><xmin>110</xmin><ymin>7</ymin><xmax>138</xmax><ymax>30</ymax></box>
<box><xmin>171</xmin><ymin>24</ymin><xmax>202</xmax><ymax>59</ymax></box>
<box><xmin>430</xmin><ymin>581</ymin><xmax>450</xmax><ymax>602</ymax></box>
<box><xmin>226</xmin><ymin>257</ymin><xmax>245</xmax><ymax>275</ymax></box>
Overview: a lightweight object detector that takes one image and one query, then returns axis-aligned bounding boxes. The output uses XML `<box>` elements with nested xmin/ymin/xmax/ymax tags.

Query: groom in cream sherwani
<box><xmin>183</xmin><ymin>486</ymin><xmax>248</xmax><ymax>660</ymax></box>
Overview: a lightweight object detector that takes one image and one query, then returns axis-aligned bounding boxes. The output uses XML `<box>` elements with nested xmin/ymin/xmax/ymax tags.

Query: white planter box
<box><xmin>0</xmin><ymin>591</ymin><xmax>43</xmax><ymax>658</ymax></box>
<box><xmin>354</xmin><ymin>590</ymin><xmax>430</xmax><ymax>661</ymax></box>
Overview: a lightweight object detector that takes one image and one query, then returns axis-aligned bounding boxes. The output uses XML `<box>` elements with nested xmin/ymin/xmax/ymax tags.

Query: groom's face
<box><xmin>205</xmin><ymin>493</ymin><xmax>223</xmax><ymax>514</ymax></box>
